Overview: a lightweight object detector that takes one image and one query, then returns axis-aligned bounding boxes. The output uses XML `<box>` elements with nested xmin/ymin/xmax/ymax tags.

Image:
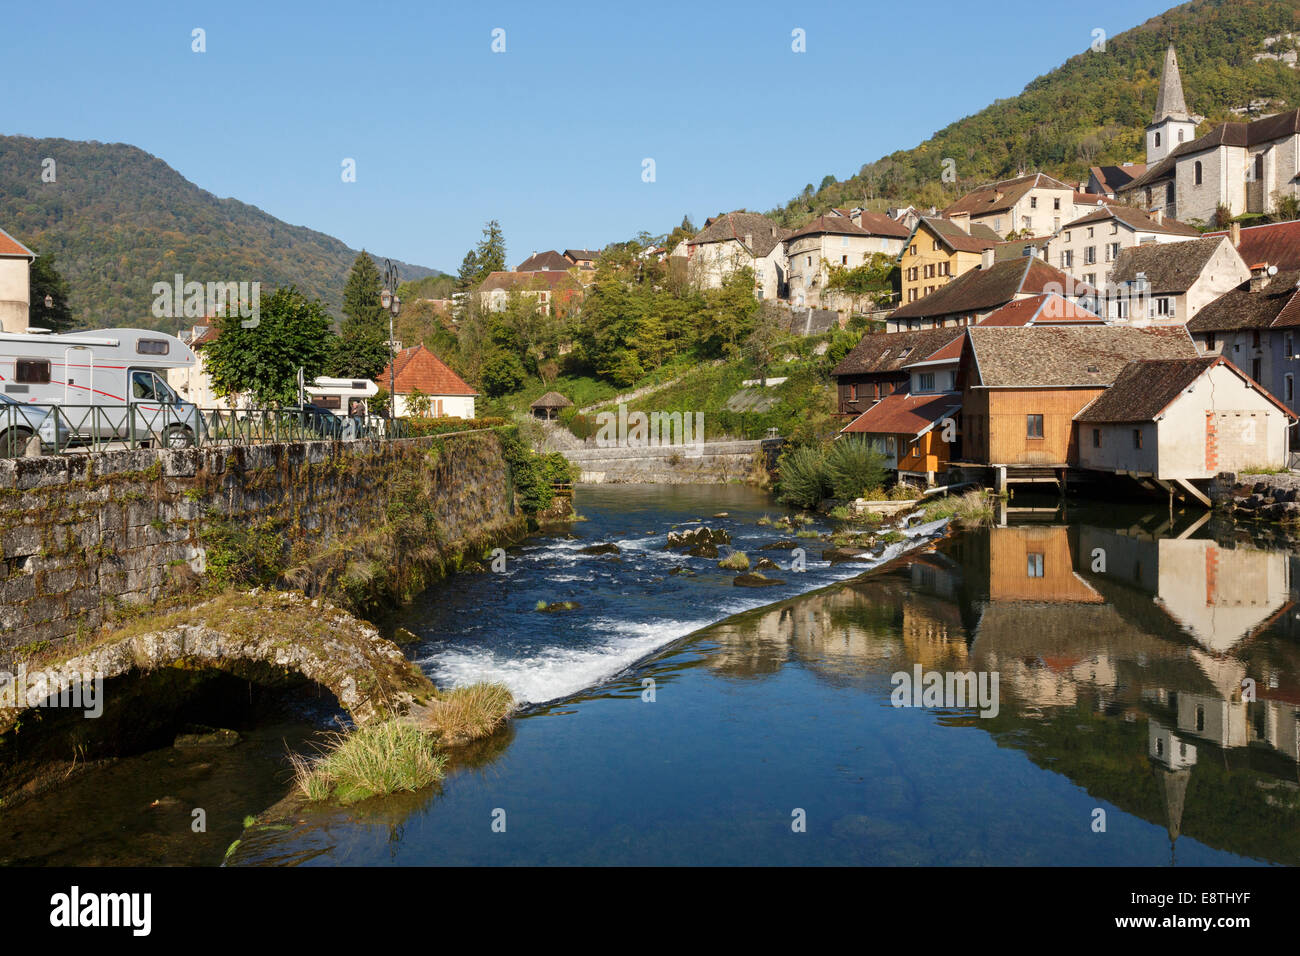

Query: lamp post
<box><xmin>379</xmin><ymin>259</ymin><xmax>401</xmax><ymax>419</ymax></box>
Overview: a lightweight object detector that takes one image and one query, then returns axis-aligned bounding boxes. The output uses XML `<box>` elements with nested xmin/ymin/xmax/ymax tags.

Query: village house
<box><xmin>1075</xmin><ymin>357</ymin><xmax>1294</xmax><ymax>498</ymax></box>
<box><xmin>0</xmin><ymin>226</ymin><xmax>35</xmax><ymax>333</ymax></box>
<box><xmin>943</xmin><ymin>172</ymin><xmax>1076</xmax><ymax>238</ymax></box>
<box><xmin>785</xmin><ymin>214</ymin><xmax>909</xmax><ymax>309</ymax></box>
<box><xmin>829</xmin><ymin>327</ymin><xmax>964</xmax><ymax>419</ymax></box>
<box><xmin>563</xmin><ymin>249</ymin><xmax>600</xmax><ymax>270</ymax></box>
<box><xmin>899</xmin><ymin>216</ymin><xmax>1001</xmax><ymax>305</ymax></box>
<box><xmin>1118</xmin><ymin>46</ymin><xmax>1300</xmax><ymax>223</ymax></box>
<box><xmin>167</xmin><ymin>323</ymin><xmax>231</xmax><ymax>409</ymax></box>
<box><xmin>1204</xmin><ymin>218</ymin><xmax>1300</xmax><ymax>271</ymax></box>
<box><xmin>379</xmin><ymin>344</ymin><xmax>477</xmax><ymax>418</ymax></box>
<box><xmin>679</xmin><ymin>211</ymin><xmax>791</xmax><ymax>300</ymax></box>
<box><xmin>1104</xmin><ymin>235</ymin><xmax>1249</xmax><ymax>325</ymax></box>
<box><xmin>887</xmin><ymin>253</ymin><xmax>1086</xmax><ymax>332</ymax></box>
<box><xmin>1185</xmin><ymin>265</ymin><xmax>1300</xmax><ymax>417</ymax></box>
<box><xmin>1048</xmin><ymin>205</ymin><xmax>1201</xmax><ymax>289</ymax></box>
<box><xmin>1087</xmin><ymin>163</ymin><xmax>1148</xmax><ymax>199</ymax></box>
<box><xmin>954</xmin><ymin>325</ymin><xmax>1200</xmax><ymax>491</ymax></box>
<box><xmin>479</xmin><ymin>270</ymin><xmax>582</xmax><ymax>315</ymax></box>
<box><xmin>840</xmin><ymin>334</ymin><xmax>964</xmax><ymax>484</ymax></box>
<box><xmin>515</xmin><ymin>250</ymin><xmax>573</xmax><ymax>272</ymax></box>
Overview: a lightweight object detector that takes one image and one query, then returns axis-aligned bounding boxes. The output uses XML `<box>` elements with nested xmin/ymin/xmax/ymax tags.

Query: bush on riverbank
<box><xmin>291</xmin><ymin>719</ymin><xmax>447</xmax><ymax>805</ymax></box>
<box><xmin>776</xmin><ymin>438</ymin><xmax>891</xmax><ymax>509</ymax></box>
<box><xmin>423</xmin><ymin>683</ymin><xmax>515</xmax><ymax>742</ymax></box>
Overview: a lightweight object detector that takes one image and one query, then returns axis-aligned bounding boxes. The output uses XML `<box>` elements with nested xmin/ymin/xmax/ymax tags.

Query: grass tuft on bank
<box><xmin>291</xmin><ymin>719</ymin><xmax>448</xmax><ymax>805</ymax></box>
<box><xmin>922</xmin><ymin>490</ymin><xmax>994</xmax><ymax>526</ymax></box>
<box><xmin>422</xmin><ymin>682</ymin><xmax>515</xmax><ymax>742</ymax></box>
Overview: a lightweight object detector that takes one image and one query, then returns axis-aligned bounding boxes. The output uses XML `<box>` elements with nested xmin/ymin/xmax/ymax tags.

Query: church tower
<box><xmin>1146</xmin><ymin>45</ymin><xmax>1198</xmax><ymax>165</ymax></box>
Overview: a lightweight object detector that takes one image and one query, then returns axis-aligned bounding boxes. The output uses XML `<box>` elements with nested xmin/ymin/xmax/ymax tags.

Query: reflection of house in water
<box><xmin>1078</xmin><ymin>526</ymin><xmax>1291</xmax><ymax>653</ymax></box>
<box><xmin>1149</xmin><ymin>718</ymin><xmax>1195</xmax><ymax>864</ymax></box>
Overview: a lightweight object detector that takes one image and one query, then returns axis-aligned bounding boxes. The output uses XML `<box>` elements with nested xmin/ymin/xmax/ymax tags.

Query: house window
<box><xmin>1206</xmin><ymin>331</ymin><xmax>1216</xmax><ymax>350</ymax></box>
<box><xmin>1166</xmin><ymin>182</ymin><xmax>1175</xmax><ymax>205</ymax></box>
<box><xmin>1092</xmin><ymin>428</ymin><xmax>1101</xmax><ymax>448</ymax></box>
<box><xmin>1027</xmin><ymin>553</ymin><xmax>1044</xmax><ymax>577</ymax></box>
<box><xmin>1087</xmin><ymin>227</ymin><xmax>1094</xmax><ymax>238</ymax></box>
<box><xmin>1287</xmin><ymin>374</ymin><xmax>1294</xmax><ymax>402</ymax></box>
<box><xmin>1253</xmin><ymin>358</ymin><xmax>1262</xmax><ymax>381</ymax></box>
<box><xmin>932</xmin><ymin>240</ymin><xmax>941</xmax><ymax>251</ymax></box>
<box><xmin>1061</xmin><ymin>250</ymin><xmax>1073</xmax><ymax>268</ymax></box>
<box><xmin>993</xmin><ymin>218</ymin><xmax>1002</xmax><ymax>231</ymax></box>
<box><xmin>1155</xmin><ymin>131</ymin><xmax>1161</xmax><ymax>148</ymax></box>
<box><xmin>1053</xmin><ymin>197</ymin><xmax>1061</xmax><ymax>210</ymax></box>
<box><xmin>806</xmin><ymin>256</ymin><xmax>812</xmax><ymax>266</ymax></box>
<box><xmin>842</xmin><ymin>255</ymin><xmax>848</xmax><ymax>265</ymax></box>
<box><xmin>15</xmin><ymin>359</ymin><xmax>50</xmax><ymax>384</ymax></box>
<box><xmin>919</xmin><ymin>372</ymin><xmax>935</xmax><ymax>392</ymax></box>
<box><xmin>1194</xmin><ymin>161</ymin><xmax>1203</xmax><ymax>186</ymax></box>
<box><xmin>1151</xmin><ymin>297</ymin><xmax>1173</xmax><ymax>318</ymax></box>
<box><xmin>1133</xmin><ymin>429</ymin><xmax>1143</xmax><ymax>450</ymax></box>
<box><xmin>1287</xmin><ymin>333</ymin><xmax>1294</xmax><ymax>357</ymax></box>
<box><xmin>849</xmin><ymin>384</ymin><xmax>858</xmax><ymax>401</ymax></box>
<box><xmin>910</xmin><ymin>245</ymin><xmax>917</xmax><ymax>255</ymax></box>
<box><xmin>1027</xmin><ymin>414</ymin><xmax>1044</xmax><ymax>439</ymax></box>
<box><xmin>1253</xmin><ymin>329</ymin><xmax>1262</xmax><ymax>349</ymax></box>
<box><xmin>1084</xmin><ymin>246</ymin><xmax>1096</xmax><ymax>265</ymax></box>
<box><xmin>1030</xmin><ymin>197</ymin><xmax>1038</xmax><ymax>209</ymax></box>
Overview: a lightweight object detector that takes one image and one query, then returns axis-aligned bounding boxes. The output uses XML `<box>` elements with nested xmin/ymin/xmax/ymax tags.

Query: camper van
<box><xmin>304</xmin><ymin>376</ymin><xmax>378</xmax><ymax>417</ymax></box>
<box><xmin>0</xmin><ymin>328</ymin><xmax>205</xmax><ymax>448</ymax></box>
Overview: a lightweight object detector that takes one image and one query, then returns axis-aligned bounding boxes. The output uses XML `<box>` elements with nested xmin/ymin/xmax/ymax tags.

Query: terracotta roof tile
<box><xmin>831</xmin><ymin>327</ymin><xmax>965</xmax><ymax>377</ymax></box>
<box><xmin>1205</xmin><ymin>219</ymin><xmax>1300</xmax><ymax>271</ymax></box>
<box><xmin>0</xmin><ymin>226</ymin><xmax>35</xmax><ymax>259</ymax></box>
<box><xmin>976</xmin><ymin>293</ymin><xmax>1103</xmax><ymax>326</ymax></box>
<box><xmin>380</xmin><ymin>345</ymin><xmax>477</xmax><ymax>396</ymax></box>
<box><xmin>841</xmin><ymin>392</ymin><xmax>961</xmax><ymax>437</ymax></box>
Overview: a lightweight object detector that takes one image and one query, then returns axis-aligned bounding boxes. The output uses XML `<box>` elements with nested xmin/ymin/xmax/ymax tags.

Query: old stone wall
<box><xmin>0</xmin><ymin>431</ymin><xmax>516</xmax><ymax>662</ymax></box>
<box><xmin>562</xmin><ymin>438</ymin><xmax>782</xmax><ymax>485</ymax></box>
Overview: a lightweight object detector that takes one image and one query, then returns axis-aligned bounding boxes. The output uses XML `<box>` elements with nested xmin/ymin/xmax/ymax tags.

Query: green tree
<box><xmin>28</xmin><ymin>250</ymin><xmax>73</xmax><ymax>332</ymax></box>
<box><xmin>480</xmin><ymin>349</ymin><xmax>526</xmax><ymax>397</ymax></box>
<box><xmin>333</xmin><ymin>252</ymin><xmax>391</xmax><ymax>379</ymax></box>
<box><xmin>203</xmin><ymin>286</ymin><xmax>336</xmax><ymax>405</ymax></box>
<box><xmin>473</xmin><ymin>220</ymin><xmax>507</xmax><ymax>281</ymax></box>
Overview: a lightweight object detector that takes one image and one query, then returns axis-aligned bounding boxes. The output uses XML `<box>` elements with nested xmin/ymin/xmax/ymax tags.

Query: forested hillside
<box><xmin>0</xmin><ymin>135</ymin><xmax>442</xmax><ymax>331</ymax></box>
<box><xmin>773</xmin><ymin>0</ymin><xmax>1300</xmax><ymax>223</ymax></box>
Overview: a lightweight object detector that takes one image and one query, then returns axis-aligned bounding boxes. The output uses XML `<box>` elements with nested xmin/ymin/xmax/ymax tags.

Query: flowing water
<box><xmin>4</xmin><ymin>485</ymin><xmax>1299</xmax><ymax>866</ymax></box>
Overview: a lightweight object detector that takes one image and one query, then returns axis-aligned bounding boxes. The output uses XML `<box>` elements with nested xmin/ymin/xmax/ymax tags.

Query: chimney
<box><xmin>1250</xmin><ymin>264</ymin><xmax>1277</xmax><ymax>292</ymax></box>
<box><xmin>981</xmin><ymin>248</ymin><xmax>996</xmax><ymax>270</ymax></box>
<box><xmin>1152</xmin><ymin>209</ymin><xmax>1164</xmax><ymax>226</ymax></box>
<box><xmin>744</xmin><ymin>233</ymin><xmax>753</xmax><ymax>248</ymax></box>
<box><xmin>1230</xmin><ymin>221</ymin><xmax>1242</xmax><ymax>248</ymax></box>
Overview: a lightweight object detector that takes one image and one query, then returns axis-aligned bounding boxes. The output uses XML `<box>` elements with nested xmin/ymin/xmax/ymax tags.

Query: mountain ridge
<box><xmin>0</xmin><ymin>133</ymin><xmax>443</xmax><ymax>332</ymax></box>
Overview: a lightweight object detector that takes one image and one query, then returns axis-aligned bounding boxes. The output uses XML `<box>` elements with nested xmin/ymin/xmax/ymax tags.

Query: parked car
<box><xmin>292</xmin><ymin>402</ymin><xmax>345</xmax><ymax>439</ymax></box>
<box><xmin>0</xmin><ymin>395</ymin><xmax>72</xmax><ymax>456</ymax></box>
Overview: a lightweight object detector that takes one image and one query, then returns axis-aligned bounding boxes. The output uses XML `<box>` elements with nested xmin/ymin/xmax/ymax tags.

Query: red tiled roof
<box><xmin>0</xmin><ymin>226</ymin><xmax>35</xmax><ymax>259</ymax></box>
<box><xmin>976</xmin><ymin>293</ymin><xmax>1103</xmax><ymax>326</ymax></box>
<box><xmin>941</xmin><ymin>173</ymin><xmax>1072</xmax><ymax>218</ymax></box>
<box><xmin>516</xmin><ymin>250</ymin><xmax>571</xmax><ymax>272</ymax></box>
<box><xmin>1205</xmin><ymin>219</ymin><xmax>1300</xmax><ymax>272</ymax></box>
<box><xmin>856</xmin><ymin>210</ymin><xmax>912</xmax><ymax>238</ymax></box>
<box><xmin>841</xmin><ymin>392</ymin><xmax>961</xmax><ymax>437</ymax></box>
<box><xmin>380</xmin><ymin>344</ymin><xmax>477</xmax><ymax>396</ymax></box>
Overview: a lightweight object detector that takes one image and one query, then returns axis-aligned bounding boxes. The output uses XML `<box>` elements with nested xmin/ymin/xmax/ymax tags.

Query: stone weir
<box><xmin>0</xmin><ymin>431</ymin><xmax>526</xmax><ymax>665</ymax></box>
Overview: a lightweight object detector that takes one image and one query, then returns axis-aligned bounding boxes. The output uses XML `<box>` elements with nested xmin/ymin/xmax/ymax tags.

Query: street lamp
<box><xmin>380</xmin><ymin>259</ymin><xmax>401</xmax><ymax>418</ymax></box>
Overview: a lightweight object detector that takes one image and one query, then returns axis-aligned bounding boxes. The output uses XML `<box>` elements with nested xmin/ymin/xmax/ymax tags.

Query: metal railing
<box><xmin>0</xmin><ymin>402</ymin><xmax>402</xmax><ymax>457</ymax></box>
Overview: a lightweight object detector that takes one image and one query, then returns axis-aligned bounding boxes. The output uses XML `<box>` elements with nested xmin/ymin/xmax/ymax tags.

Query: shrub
<box><xmin>922</xmin><ymin>490</ymin><xmax>994</xmax><ymax>526</ymax></box>
<box><xmin>776</xmin><ymin>445</ymin><xmax>830</xmax><ymax>509</ymax></box>
<box><xmin>824</xmin><ymin>437</ymin><xmax>889</xmax><ymax>500</ymax></box>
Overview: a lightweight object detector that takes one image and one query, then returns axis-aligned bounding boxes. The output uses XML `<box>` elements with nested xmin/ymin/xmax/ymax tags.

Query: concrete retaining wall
<box><xmin>563</xmin><ymin>439</ymin><xmax>782</xmax><ymax>484</ymax></box>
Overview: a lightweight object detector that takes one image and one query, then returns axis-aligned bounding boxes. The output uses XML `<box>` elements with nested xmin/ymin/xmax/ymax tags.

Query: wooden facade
<box><xmin>961</xmin><ymin>386</ymin><xmax>1104</xmax><ymax>466</ymax></box>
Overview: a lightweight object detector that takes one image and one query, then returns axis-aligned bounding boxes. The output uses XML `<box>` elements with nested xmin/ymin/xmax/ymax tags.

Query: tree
<box><xmin>456</xmin><ymin>250</ymin><xmax>479</xmax><ymax>293</ymax></box>
<box><xmin>203</xmin><ymin>286</ymin><xmax>336</xmax><ymax>405</ymax></box>
<box><xmin>480</xmin><ymin>350</ymin><xmax>526</xmax><ymax>397</ymax></box>
<box><xmin>473</xmin><ymin>220</ymin><xmax>507</xmax><ymax>281</ymax></box>
<box><xmin>333</xmin><ymin>252</ymin><xmax>391</xmax><ymax>379</ymax></box>
<box><xmin>28</xmin><ymin>251</ymin><xmax>73</xmax><ymax>332</ymax></box>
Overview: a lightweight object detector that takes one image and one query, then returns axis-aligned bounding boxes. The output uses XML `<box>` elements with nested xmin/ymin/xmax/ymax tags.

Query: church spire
<box><xmin>1153</xmin><ymin>45</ymin><xmax>1191</xmax><ymax>123</ymax></box>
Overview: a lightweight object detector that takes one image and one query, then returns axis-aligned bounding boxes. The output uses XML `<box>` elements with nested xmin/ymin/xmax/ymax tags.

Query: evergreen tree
<box><xmin>28</xmin><ymin>250</ymin><xmax>73</xmax><ymax>332</ymax></box>
<box><xmin>333</xmin><ymin>251</ymin><xmax>392</xmax><ymax>380</ymax></box>
<box><xmin>473</xmin><ymin>220</ymin><xmax>507</xmax><ymax>281</ymax></box>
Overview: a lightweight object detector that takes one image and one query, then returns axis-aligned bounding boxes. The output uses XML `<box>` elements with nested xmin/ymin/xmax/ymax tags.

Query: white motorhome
<box><xmin>0</xmin><ymin>328</ymin><xmax>204</xmax><ymax>447</ymax></box>
<box><xmin>304</xmin><ymin>376</ymin><xmax>378</xmax><ymax>417</ymax></box>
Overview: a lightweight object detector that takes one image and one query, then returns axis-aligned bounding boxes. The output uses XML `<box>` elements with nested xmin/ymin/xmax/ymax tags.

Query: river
<box><xmin>2</xmin><ymin>485</ymin><xmax>1297</xmax><ymax>865</ymax></box>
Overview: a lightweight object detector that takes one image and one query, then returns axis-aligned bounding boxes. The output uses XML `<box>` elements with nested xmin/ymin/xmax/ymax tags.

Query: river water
<box><xmin>3</xmin><ymin>484</ymin><xmax>1298</xmax><ymax>865</ymax></box>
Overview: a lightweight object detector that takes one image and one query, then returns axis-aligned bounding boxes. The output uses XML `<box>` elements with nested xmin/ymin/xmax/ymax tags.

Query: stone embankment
<box><xmin>1209</xmin><ymin>471</ymin><xmax>1300</xmax><ymax>522</ymax></box>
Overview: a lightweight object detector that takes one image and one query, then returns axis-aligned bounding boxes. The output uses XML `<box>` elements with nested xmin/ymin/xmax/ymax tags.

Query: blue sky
<box><xmin>1</xmin><ymin>0</ymin><xmax>1177</xmax><ymax>273</ymax></box>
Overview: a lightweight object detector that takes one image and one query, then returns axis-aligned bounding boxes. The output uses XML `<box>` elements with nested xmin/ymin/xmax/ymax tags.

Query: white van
<box><xmin>0</xmin><ymin>328</ymin><xmax>205</xmax><ymax>448</ymax></box>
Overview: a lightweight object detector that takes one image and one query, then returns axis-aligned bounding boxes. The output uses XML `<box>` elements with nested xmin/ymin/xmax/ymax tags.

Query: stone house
<box><xmin>1048</xmin><ymin>205</ymin><xmax>1200</xmax><ymax>290</ymax></box>
<box><xmin>785</xmin><ymin>213</ymin><xmax>908</xmax><ymax>309</ymax></box>
<box><xmin>681</xmin><ymin>211</ymin><xmax>791</xmax><ymax>300</ymax></box>
<box><xmin>1105</xmin><ymin>236</ymin><xmax>1249</xmax><ymax>325</ymax></box>
<box><xmin>943</xmin><ymin>172</ymin><xmax>1076</xmax><ymax>238</ymax></box>
<box><xmin>1075</xmin><ymin>356</ymin><xmax>1294</xmax><ymax>483</ymax></box>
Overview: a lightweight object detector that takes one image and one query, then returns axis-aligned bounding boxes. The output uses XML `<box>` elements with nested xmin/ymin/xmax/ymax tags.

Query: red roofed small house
<box><xmin>380</xmin><ymin>345</ymin><xmax>478</xmax><ymax>419</ymax></box>
<box><xmin>0</xmin><ymin>226</ymin><xmax>36</xmax><ymax>333</ymax></box>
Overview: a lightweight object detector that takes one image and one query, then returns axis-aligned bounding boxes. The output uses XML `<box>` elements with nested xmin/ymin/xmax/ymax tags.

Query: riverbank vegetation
<box><xmin>775</xmin><ymin>438</ymin><xmax>891</xmax><ymax>509</ymax></box>
<box><xmin>922</xmin><ymin>490</ymin><xmax>995</xmax><ymax>526</ymax></box>
<box><xmin>291</xmin><ymin>720</ymin><xmax>448</xmax><ymax>805</ymax></box>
